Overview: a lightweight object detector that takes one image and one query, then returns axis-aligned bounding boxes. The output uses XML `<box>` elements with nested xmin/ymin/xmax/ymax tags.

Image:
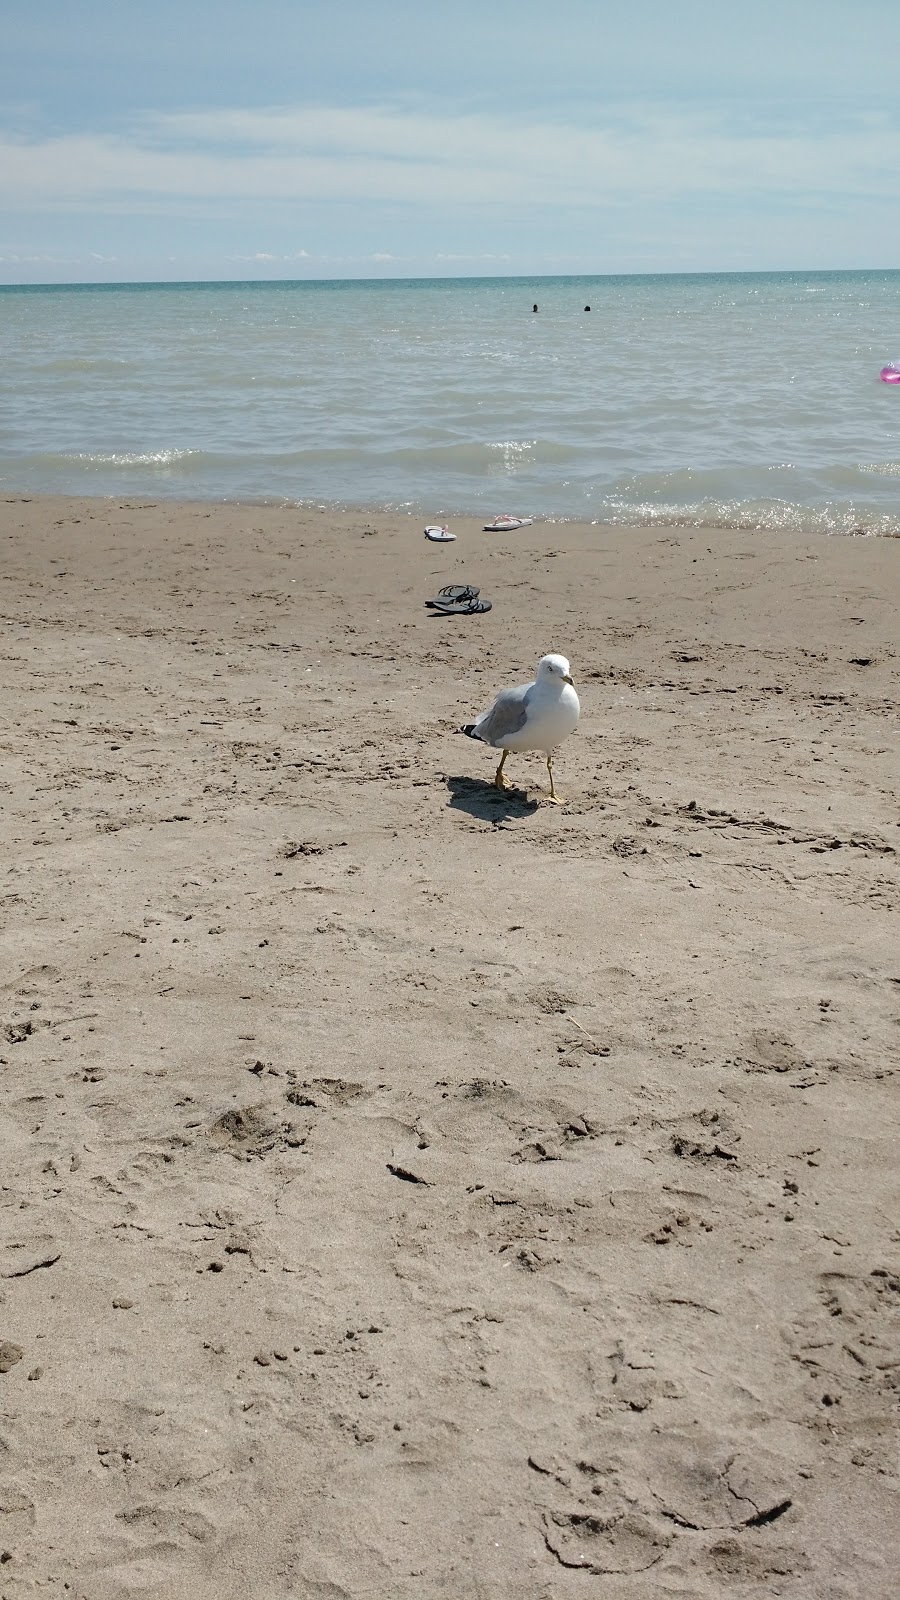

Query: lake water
<box><xmin>2</xmin><ymin>271</ymin><xmax>900</xmax><ymax>533</ymax></box>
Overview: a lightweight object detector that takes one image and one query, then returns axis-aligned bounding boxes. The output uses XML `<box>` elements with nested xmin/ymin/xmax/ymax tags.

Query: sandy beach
<box><xmin>0</xmin><ymin>494</ymin><xmax>898</xmax><ymax>1599</ymax></box>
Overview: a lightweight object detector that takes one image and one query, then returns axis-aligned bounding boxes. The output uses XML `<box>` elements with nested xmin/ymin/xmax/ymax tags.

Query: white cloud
<box><xmin>0</xmin><ymin>252</ymin><xmax>69</xmax><ymax>264</ymax></box>
<box><xmin>0</xmin><ymin>102</ymin><xmax>898</xmax><ymax>217</ymax></box>
<box><xmin>436</xmin><ymin>253</ymin><xmax>512</xmax><ymax>262</ymax></box>
<box><xmin>228</xmin><ymin>249</ymin><xmax>311</xmax><ymax>263</ymax></box>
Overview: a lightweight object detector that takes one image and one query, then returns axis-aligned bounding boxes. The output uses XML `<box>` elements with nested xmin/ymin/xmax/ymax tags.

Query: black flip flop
<box><xmin>426</xmin><ymin>584</ymin><xmax>480</xmax><ymax>608</ymax></box>
<box><xmin>429</xmin><ymin>596</ymin><xmax>492</xmax><ymax>615</ymax></box>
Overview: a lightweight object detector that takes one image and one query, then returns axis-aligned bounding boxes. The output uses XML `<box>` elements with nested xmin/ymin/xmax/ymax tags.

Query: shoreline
<box><xmin>3</xmin><ymin>488</ymin><xmax>898</xmax><ymax>539</ymax></box>
<box><xmin>1</xmin><ymin>493</ymin><xmax>898</xmax><ymax>1596</ymax></box>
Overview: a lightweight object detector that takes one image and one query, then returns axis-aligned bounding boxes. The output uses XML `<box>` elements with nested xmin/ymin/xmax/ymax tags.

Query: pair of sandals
<box><xmin>425</xmin><ymin>584</ymin><xmax>492</xmax><ymax>615</ymax></box>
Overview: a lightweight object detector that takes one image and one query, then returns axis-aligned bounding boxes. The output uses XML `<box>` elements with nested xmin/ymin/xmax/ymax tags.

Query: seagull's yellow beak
<box><xmin>563</xmin><ymin>673</ymin><xmax>574</xmax><ymax>685</ymax></box>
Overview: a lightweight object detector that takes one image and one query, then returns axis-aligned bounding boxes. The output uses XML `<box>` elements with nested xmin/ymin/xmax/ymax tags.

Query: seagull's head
<box><xmin>537</xmin><ymin>653</ymin><xmax>574</xmax><ymax>686</ymax></box>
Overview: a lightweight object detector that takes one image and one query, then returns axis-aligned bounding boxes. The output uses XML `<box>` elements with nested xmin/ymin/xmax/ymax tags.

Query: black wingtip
<box><xmin>460</xmin><ymin>724</ymin><xmax>480</xmax><ymax>740</ymax></box>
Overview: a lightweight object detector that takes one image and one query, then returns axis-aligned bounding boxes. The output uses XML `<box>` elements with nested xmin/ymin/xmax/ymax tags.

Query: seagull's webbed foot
<box><xmin>494</xmin><ymin>750</ymin><xmax>511</xmax><ymax>791</ymax></box>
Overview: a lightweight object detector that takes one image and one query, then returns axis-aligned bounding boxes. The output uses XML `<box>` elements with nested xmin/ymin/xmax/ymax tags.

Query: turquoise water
<box><xmin>2</xmin><ymin>272</ymin><xmax>900</xmax><ymax>532</ymax></box>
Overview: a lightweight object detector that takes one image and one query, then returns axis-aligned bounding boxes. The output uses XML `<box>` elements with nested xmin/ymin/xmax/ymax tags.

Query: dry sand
<box><xmin>0</xmin><ymin>494</ymin><xmax>898</xmax><ymax>1599</ymax></box>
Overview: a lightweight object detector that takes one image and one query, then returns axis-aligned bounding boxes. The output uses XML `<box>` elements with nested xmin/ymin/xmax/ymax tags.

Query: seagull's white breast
<box><xmin>504</xmin><ymin>680</ymin><xmax>580</xmax><ymax>753</ymax></box>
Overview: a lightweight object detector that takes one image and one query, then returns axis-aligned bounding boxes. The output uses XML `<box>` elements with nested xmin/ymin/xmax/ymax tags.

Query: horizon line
<box><xmin>2</xmin><ymin>264</ymin><xmax>899</xmax><ymax>292</ymax></box>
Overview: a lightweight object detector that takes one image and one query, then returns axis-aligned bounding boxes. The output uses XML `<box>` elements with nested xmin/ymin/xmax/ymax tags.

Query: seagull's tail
<box><xmin>459</xmin><ymin>723</ymin><xmax>484</xmax><ymax>741</ymax></box>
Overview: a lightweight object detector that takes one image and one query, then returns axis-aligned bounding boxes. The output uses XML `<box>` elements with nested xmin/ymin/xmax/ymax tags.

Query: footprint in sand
<box><xmin>208</xmin><ymin>1104</ymin><xmax>303</xmax><ymax>1160</ymax></box>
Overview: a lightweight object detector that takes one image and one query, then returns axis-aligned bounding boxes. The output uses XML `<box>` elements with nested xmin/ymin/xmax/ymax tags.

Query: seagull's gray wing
<box><xmin>474</xmin><ymin>683</ymin><xmax>534</xmax><ymax>747</ymax></box>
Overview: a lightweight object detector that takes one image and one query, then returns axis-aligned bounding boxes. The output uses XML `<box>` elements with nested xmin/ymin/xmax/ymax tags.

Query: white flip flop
<box><xmin>483</xmin><ymin>515</ymin><xmax>533</xmax><ymax>532</ymax></box>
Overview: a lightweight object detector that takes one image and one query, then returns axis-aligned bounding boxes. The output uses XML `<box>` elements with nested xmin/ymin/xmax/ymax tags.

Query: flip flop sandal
<box><xmin>429</xmin><ymin>596</ymin><xmax>492</xmax><ymax>615</ymax></box>
<box><xmin>426</xmin><ymin>584</ymin><xmax>480</xmax><ymax>607</ymax></box>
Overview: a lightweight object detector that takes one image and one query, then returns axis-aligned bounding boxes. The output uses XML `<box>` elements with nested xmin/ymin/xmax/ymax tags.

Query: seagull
<box><xmin>460</xmin><ymin>653</ymin><xmax>580</xmax><ymax>804</ymax></box>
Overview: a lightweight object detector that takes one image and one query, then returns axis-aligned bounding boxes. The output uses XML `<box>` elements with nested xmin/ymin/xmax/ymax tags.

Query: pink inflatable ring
<box><xmin>880</xmin><ymin>365</ymin><xmax>900</xmax><ymax>383</ymax></box>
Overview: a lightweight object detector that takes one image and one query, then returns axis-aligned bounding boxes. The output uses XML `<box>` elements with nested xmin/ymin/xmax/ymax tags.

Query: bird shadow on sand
<box><xmin>446</xmin><ymin>774</ymin><xmax>540</xmax><ymax>820</ymax></box>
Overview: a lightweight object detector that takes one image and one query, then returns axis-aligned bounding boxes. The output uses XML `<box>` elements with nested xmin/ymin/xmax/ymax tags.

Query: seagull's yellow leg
<box><xmin>546</xmin><ymin>753</ymin><xmax>565</xmax><ymax>805</ymax></box>
<box><xmin>494</xmin><ymin>749</ymin><xmax>511</xmax><ymax>791</ymax></box>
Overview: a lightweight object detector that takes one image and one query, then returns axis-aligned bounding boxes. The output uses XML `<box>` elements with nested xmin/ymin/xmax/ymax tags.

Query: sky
<box><xmin>2</xmin><ymin>0</ymin><xmax>899</xmax><ymax>284</ymax></box>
